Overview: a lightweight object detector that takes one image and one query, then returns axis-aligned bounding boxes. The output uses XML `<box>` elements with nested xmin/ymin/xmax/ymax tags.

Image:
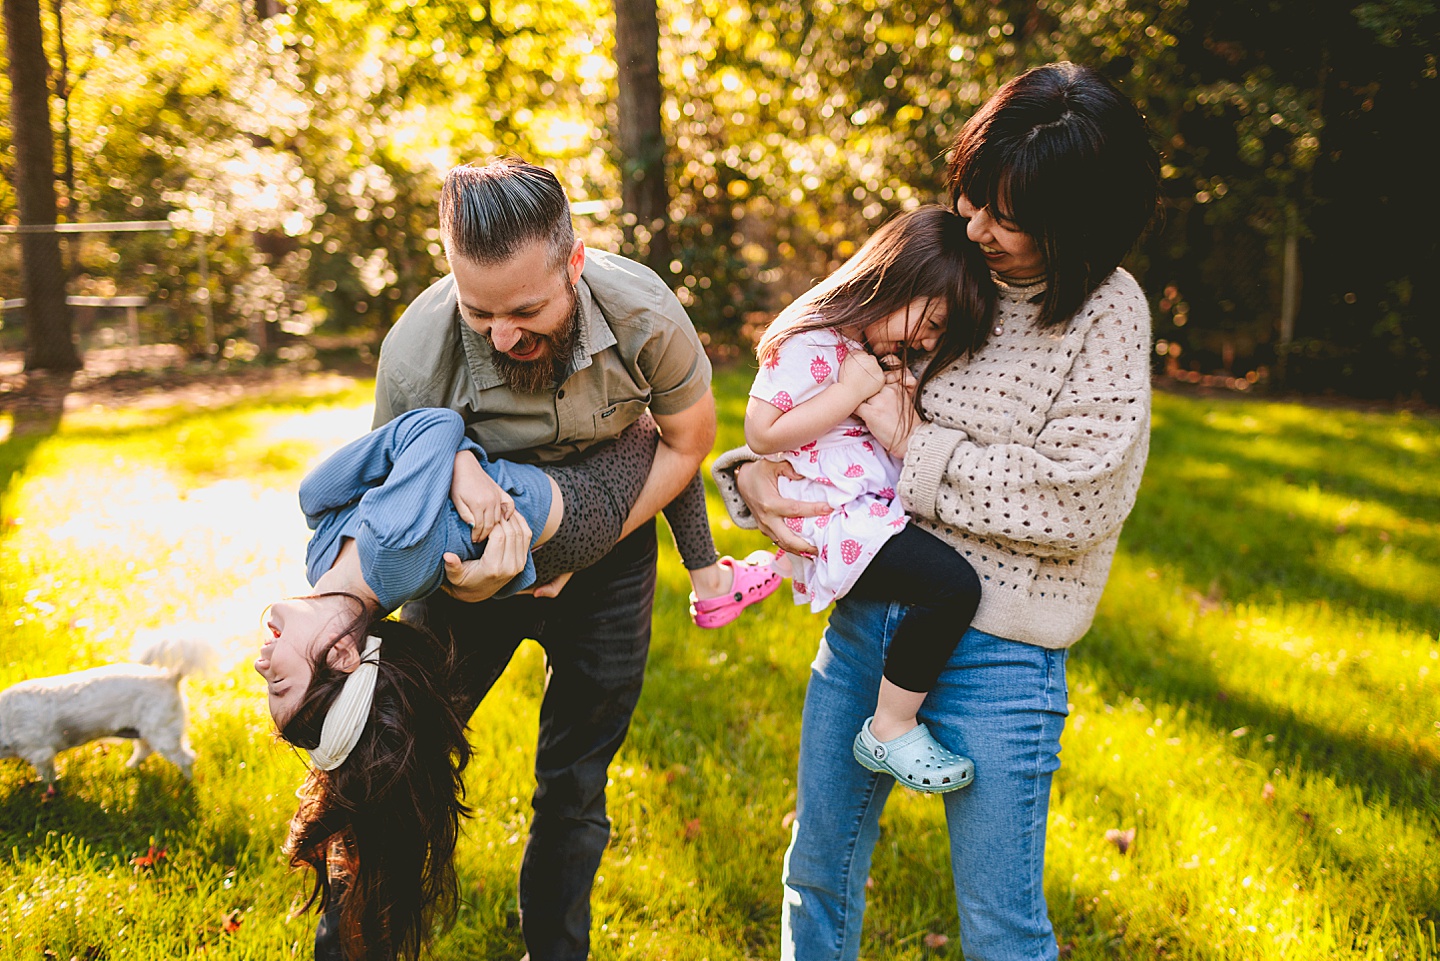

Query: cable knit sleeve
<box><xmin>710</xmin><ymin>445</ymin><xmax>763</xmax><ymax>529</ymax></box>
<box><xmin>900</xmin><ymin>274</ymin><xmax>1152</xmax><ymax>559</ymax></box>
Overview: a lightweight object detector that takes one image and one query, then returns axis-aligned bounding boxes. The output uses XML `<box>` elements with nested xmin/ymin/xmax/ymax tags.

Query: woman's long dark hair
<box><xmin>947</xmin><ymin>61</ymin><xmax>1160</xmax><ymax>328</ymax></box>
<box><xmin>756</xmin><ymin>205</ymin><xmax>994</xmax><ymax>410</ymax></box>
<box><xmin>279</xmin><ymin>603</ymin><xmax>472</xmax><ymax>961</ymax></box>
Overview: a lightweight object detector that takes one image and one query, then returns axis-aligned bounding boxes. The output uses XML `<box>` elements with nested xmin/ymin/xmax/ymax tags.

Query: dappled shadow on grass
<box><xmin>1077</xmin><ymin>622</ymin><xmax>1438</xmax><ymax>816</ymax></box>
<box><xmin>1132</xmin><ymin>401</ymin><xmax>1439</xmax><ymax>636</ymax></box>
<box><xmin>1151</xmin><ymin>397</ymin><xmax>1439</xmax><ymax>524</ymax></box>
<box><xmin>0</xmin><ymin>752</ymin><xmax>209</xmax><ymax>863</ymax></box>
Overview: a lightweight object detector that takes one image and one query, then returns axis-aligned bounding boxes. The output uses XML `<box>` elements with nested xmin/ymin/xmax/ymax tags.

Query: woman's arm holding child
<box><xmin>745</xmin><ymin>351</ymin><xmax>888</xmax><ymax>454</ymax></box>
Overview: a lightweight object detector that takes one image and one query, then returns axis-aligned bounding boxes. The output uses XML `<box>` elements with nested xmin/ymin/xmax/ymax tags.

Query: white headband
<box><xmin>308</xmin><ymin>635</ymin><xmax>382</xmax><ymax>772</ymax></box>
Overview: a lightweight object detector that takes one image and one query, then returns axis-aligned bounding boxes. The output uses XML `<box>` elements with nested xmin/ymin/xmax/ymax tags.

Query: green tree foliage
<box><xmin>2</xmin><ymin>0</ymin><xmax>1435</xmax><ymax>399</ymax></box>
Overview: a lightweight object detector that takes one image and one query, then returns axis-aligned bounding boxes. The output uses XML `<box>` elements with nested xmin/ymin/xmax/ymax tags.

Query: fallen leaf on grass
<box><xmin>1058</xmin><ymin>942</ymin><xmax>1075</xmax><ymax>958</ymax></box>
<box><xmin>1104</xmin><ymin>827</ymin><xmax>1137</xmax><ymax>855</ymax></box>
<box><xmin>131</xmin><ymin>845</ymin><xmax>167</xmax><ymax>870</ymax></box>
<box><xmin>683</xmin><ymin>818</ymin><xmax>702</xmax><ymax>841</ymax></box>
<box><xmin>781</xmin><ymin>810</ymin><xmax>797</xmax><ymax>829</ymax></box>
<box><xmin>1296</xmin><ymin>808</ymin><xmax>1314</xmax><ymax>826</ymax></box>
<box><xmin>1261</xmin><ymin>782</ymin><xmax>1276</xmax><ymax>802</ymax></box>
<box><xmin>222</xmin><ymin>909</ymin><xmax>243</xmax><ymax>933</ymax></box>
<box><xmin>1194</xmin><ymin>579</ymin><xmax>1224</xmax><ymax>614</ymax></box>
<box><xmin>922</xmin><ymin>932</ymin><xmax>949</xmax><ymax>948</ymax></box>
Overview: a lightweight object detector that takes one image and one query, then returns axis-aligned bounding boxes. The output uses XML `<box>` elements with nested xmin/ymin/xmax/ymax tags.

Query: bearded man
<box><xmin>325</xmin><ymin>158</ymin><xmax>715</xmax><ymax>961</ymax></box>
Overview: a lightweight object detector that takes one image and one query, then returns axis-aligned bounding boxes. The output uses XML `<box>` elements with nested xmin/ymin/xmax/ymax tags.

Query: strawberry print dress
<box><xmin>749</xmin><ymin>327</ymin><xmax>909</xmax><ymax>612</ymax></box>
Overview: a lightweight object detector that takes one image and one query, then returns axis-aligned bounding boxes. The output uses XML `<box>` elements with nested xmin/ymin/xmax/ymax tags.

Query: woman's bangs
<box><xmin>954</xmin><ymin>138</ymin><xmax>1006</xmax><ymax>217</ymax></box>
<box><xmin>993</xmin><ymin>154</ymin><xmax>1049</xmax><ymax>239</ymax></box>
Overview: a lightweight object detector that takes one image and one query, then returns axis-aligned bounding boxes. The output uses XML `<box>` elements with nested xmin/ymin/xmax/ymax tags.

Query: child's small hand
<box><xmin>878</xmin><ymin>354</ymin><xmax>918</xmax><ymax>393</ymax></box>
<box><xmin>839</xmin><ymin>350</ymin><xmax>887</xmax><ymax>401</ymax></box>
<box><xmin>451</xmin><ymin>451</ymin><xmax>515</xmax><ymax>542</ymax></box>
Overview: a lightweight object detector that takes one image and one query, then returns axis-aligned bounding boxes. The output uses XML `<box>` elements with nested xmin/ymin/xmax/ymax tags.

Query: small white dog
<box><xmin>0</xmin><ymin>635</ymin><xmax>215</xmax><ymax>785</ymax></box>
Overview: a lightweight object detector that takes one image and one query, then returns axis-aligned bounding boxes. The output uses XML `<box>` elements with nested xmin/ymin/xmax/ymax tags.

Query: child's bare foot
<box><xmin>868</xmin><ymin>711</ymin><xmax>920</xmax><ymax>743</ymax></box>
<box><xmin>869</xmin><ymin>677</ymin><xmax>928</xmax><ymax>741</ymax></box>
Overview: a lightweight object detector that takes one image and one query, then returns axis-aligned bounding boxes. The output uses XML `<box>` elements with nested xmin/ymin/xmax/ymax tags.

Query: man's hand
<box><xmin>441</xmin><ymin>511</ymin><xmax>533</xmax><ymax>603</ymax></box>
<box><xmin>530</xmin><ymin>571</ymin><xmax>574</xmax><ymax>598</ymax></box>
<box><xmin>451</xmin><ymin>451</ymin><xmax>514</xmax><ymax>543</ymax></box>
<box><xmin>734</xmin><ymin>458</ymin><xmax>832</xmax><ymax>555</ymax></box>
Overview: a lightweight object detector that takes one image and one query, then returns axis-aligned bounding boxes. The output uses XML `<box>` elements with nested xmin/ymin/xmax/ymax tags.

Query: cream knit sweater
<box><xmin>713</xmin><ymin>268</ymin><xmax>1152</xmax><ymax>650</ymax></box>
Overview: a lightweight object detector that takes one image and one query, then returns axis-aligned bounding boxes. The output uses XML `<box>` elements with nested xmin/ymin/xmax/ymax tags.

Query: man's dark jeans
<box><xmin>314</xmin><ymin>521</ymin><xmax>658</xmax><ymax>961</ymax></box>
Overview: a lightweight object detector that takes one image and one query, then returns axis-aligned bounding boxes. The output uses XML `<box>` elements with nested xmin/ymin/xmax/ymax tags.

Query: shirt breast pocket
<box><xmin>592</xmin><ymin>398</ymin><xmax>649</xmax><ymax>442</ymax></box>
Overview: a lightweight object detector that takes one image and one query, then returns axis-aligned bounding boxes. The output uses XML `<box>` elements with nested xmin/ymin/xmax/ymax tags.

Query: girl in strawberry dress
<box><xmin>744</xmin><ymin>206</ymin><xmax>993</xmax><ymax>793</ymax></box>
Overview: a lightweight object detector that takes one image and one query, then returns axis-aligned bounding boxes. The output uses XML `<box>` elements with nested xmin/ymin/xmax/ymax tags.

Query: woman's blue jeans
<box><xmin>781</xmin><ymin>597</ymin><xmax>1069</xmax><ymax>961</ymax></box>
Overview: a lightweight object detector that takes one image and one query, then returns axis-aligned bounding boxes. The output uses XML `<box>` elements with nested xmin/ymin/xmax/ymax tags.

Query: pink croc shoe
<box><xmin>689</xmin><ymin>551</ymin><xmax>783</xmax><ymax>629</ymax></box>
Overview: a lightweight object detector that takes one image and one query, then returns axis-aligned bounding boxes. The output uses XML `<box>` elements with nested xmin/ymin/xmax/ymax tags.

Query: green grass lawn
<box><xmin>1</xmin><ymin>368</ymin><xmax>1436</xmax><ymax>960</ymax></box>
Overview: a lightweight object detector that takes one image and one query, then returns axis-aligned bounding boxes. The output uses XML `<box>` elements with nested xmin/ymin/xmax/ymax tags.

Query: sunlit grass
<box><xmin>0</xmin><ymin>372</ymin><xmax>1435</xmax><ymax>959</ymax></box>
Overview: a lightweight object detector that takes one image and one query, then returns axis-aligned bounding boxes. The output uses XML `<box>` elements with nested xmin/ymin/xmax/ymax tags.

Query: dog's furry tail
<box><xmin>132</xmin><ymin>635</ymin><xmax>220</xmax><ymax>679</ymax></box>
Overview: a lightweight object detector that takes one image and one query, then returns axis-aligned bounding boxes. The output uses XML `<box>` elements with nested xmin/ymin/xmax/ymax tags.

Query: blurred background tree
<box><xmin>2</xmin><ymin>0</ymin><xmax>1435</xmax><ymax>399</ymax></box>
<box><xmin>3</xmin><ymin>0</ymin><xmax>76</xmax><ymax>369</ymax></box>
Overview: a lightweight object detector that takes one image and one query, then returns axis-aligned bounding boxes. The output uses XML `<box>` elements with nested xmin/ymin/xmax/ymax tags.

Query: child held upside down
<box><xmin>259</xmin><ymin>406</ymin><xmax>781</xmax><ymax>742</ymax></box>
<box><xmin>744</xmin><ymin>205</ymin><xmax>994</xmax><ymax>793</ymax></box>
<box><xmin>254</xmin><ymin>408</ymin><xmax>780</xmax><ymax>960</ymax></box>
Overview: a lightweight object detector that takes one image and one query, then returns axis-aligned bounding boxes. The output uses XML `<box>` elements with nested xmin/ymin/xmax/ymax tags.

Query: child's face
<box><xmin>861</xmin><ymin>298</ymin><xmax>946</xmax><ymax>357</ymax></box>
<box><xmin>255</xmin><ymin>596</ymin><xmax>359</xmax><ymax>727</ymax></box>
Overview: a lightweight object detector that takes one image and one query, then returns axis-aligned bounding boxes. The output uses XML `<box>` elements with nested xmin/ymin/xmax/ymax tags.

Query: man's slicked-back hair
<box><xmin>439</xmin><ymin>158</ymin><xmax>576</xmax><ymax>270</ymax></box>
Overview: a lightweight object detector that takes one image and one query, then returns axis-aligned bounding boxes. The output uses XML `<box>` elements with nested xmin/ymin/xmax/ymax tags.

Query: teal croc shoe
<box><xmin>852</xmin><ymin>717</ymin><xmax>974</xmax><ymax>794</ymax></box>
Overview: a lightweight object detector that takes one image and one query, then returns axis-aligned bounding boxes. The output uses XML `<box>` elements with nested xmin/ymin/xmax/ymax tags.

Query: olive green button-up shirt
<box><xmin>372</xmin><ymin>248</ymin><xmax>712</xmax><ymax>466</ymax></box>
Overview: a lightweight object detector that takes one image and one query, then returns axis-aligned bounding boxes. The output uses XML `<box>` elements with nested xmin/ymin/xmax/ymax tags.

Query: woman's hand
<box><xmin>734</xmin><ymin>458</ymin><xmax>831</xmax><ymax>555</ymax></box>
<box><xmin>451</xmin><ymin>451</ymin><xmax>514</xmax><ymax>542</ymax></box>
<box><xmin>441</xmin><ymin>511</ymin><xmax>532</xmax><ymax>603</ymax></box>
<box><xmin>857</xmin><ymin>380</ymin><xmax>921</xmax><ymax>458</ymax></box>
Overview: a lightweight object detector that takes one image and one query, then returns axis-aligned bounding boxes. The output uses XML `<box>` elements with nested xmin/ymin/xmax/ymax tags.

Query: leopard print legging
<box><xmin>531</xmin><ymin>412</ymin><xmax>718</xmax><ymax>585</ymax></box>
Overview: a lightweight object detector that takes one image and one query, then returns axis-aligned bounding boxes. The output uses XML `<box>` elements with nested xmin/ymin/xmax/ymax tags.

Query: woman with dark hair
<box><xmin>257</xmin><ymin>408</ymin><xmax>779</xmax><ymax>960</ymax></box>
<box><xmin>713</xmin><ymin>62</ymin><xmax>1160</xmax><ymax>959</ymax></box>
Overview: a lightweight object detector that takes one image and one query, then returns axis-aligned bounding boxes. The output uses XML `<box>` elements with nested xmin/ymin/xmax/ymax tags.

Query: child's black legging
<box><xmin>531</xmin><ymin>412</ymin><xmax>719</xmax><ymax>585</ymax></box>
<box><xmin>846</xmin><ymin>524</ymin><xmax>982</xmax><ymax>694</ymax></box>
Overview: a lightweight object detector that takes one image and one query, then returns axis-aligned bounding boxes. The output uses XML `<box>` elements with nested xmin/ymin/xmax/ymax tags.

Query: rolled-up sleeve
<box><xmin>637</xmin><ymin>299</ymin><xmax>713</xmax><ymax>415</ymax></box>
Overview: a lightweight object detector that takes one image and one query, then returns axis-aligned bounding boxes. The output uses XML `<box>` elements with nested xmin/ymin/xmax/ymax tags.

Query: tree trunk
<box><xmin>3</xmin><ymin>0</ymin><xmax>79</xmax><ymax>370</ymax></box>
<box><xmin>613</xmin><ymin>0</ymin><xmax>672</xmax><ymax>276</ymax></box>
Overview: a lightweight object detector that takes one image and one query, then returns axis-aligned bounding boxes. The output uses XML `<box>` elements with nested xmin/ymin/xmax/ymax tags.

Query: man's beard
<box><xmin>489</xmin><ymin>283</ymin><xmax>581</xmax><ymax>394</ymax></box>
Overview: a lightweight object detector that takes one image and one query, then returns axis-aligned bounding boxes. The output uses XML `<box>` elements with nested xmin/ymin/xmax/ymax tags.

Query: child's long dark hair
<box><xmin>756</xmin><ymin>205</ymin><xmax>994</xmax><ymax>408</ymax></box>
<box><xmin>279</xmin><ymin>603</ymin><xmax>472</xmax><ymax>961</ymax></box>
